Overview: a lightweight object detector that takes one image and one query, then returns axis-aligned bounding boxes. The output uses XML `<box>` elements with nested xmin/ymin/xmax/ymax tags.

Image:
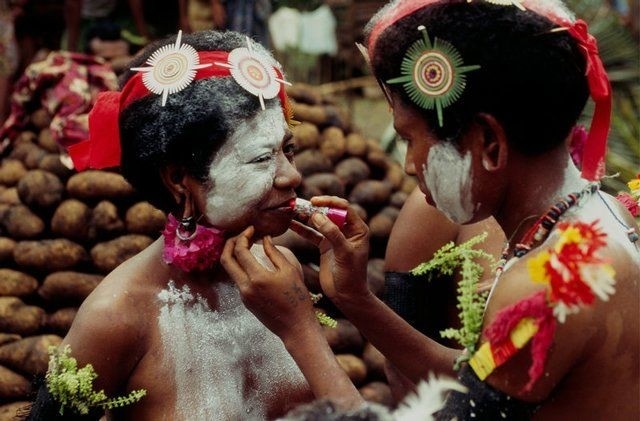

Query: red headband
<box><xmin>68</xmin><ymin>49</ymin><xmax>290</xmax><ymax>170</ymax></box>
<box><xmin>369</xmin><ymin>2</ymin><xmax>611</xmax><ymax>181</ymax></box>
<box><xmin>566</xmin><ymin>20</ymin><xmax>611</xmax><ymax>181</ymax></box>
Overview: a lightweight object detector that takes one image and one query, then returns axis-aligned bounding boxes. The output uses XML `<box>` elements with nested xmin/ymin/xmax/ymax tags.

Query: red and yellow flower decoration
<box><xmin>469</xmin><ymin>220</ymin><xmax>615</xmax><ymax>391</ymax></box>
<box><xmin>616</xmin><ymin>174</ymin><xmax>640</xmax><ymax>218</ymax></box>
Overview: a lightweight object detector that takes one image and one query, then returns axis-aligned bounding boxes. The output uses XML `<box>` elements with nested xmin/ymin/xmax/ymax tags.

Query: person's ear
<box><xmin>160</xmin><ymin>164</ymin><xmax>189</xmax><ymax>205</ymax></box>
<box><xmin>475</xmin><ymin>113</ymin><xmax>508</xmax><ymax>172</ymax></box>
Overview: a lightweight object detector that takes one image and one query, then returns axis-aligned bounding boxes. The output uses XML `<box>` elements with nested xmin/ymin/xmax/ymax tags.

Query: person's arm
<box><xmin>64</xmin><ymin>0</ymin><xmax>82</xmax><ymax>51</ymax></box>
<box><xmin>292</xmin><ymin>196</ymin><xmax>461</xmax><ymax>384</ymax></box>
<box><xmin>220</xmin><ymin>228</ymin><xmax>364</xmax><ymax>409</ymax></box>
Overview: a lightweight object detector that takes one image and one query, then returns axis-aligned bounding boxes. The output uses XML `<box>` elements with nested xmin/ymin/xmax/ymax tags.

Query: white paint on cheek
<box><xmin>423</xmin><ymin>141</ymin><xmax>475</xmax><ymax>224</ymax></box>
<box><xmin>204</xmin><ymin>108</ymin><xmax>286</xmax><ymax>227</ymax></box>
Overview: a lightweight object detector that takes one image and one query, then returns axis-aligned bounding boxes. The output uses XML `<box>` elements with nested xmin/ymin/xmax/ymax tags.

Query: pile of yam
<box><xmin>0</xmin><ymin>83</ymin><xmax>415</xmax><ymax>415</ymax></box>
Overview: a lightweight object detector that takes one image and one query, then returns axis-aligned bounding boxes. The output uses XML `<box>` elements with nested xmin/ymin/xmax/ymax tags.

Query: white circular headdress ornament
<box><xmin>215</xmin><ymin>37</ymin><xmax>291</xmax><ymax>110</ymax></box>
<box><xmin>131</xmin><ymin>30</ymin><xmax>212</xmax><ymax>106</ymax></box>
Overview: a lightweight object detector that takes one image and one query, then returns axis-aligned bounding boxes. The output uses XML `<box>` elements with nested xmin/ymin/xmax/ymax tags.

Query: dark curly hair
<box><xmin>118</xmin><ymin>30</ymin><xmax>283</xmax><ymax>211</ymax></box>
<box><xmin>366</xmin><ymin>0</ymin><xmax>590</xmax><ymax>154</ymax></box>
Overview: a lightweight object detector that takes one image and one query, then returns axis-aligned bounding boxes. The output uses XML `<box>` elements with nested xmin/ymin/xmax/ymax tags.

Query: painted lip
<box><xmin>264</xmin><ymin>197</ymin><xmax>297</xmax><ymax>211</ymax></box>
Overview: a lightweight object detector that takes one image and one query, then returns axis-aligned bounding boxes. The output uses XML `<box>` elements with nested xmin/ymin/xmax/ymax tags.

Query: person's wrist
<box><xmin>332</xmin><ymin>283</ymin><xmax>375</xmax><ymax>312</ymax></box>
<box><xmin>281</xmin><ymin>317</ymin><xmax>323</xmax><ymax>353</ymax></box>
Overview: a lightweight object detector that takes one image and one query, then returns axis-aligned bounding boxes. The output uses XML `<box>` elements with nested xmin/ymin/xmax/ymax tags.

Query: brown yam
<box><xmin>367</xmin><ymin>258</ymin><xmax>385</xmax><ymax>298</ymax></box>
<box><xmin>0</xmin><ymin>365</ymin><xmax>31</xmax><ymax>399</ymax></box>
<box><xmin>362</xmin><ymin>343</ymin><xmax>386</xmax><ymax>380</ymax></box>
<box><xmin>286</xmin><ymin>83</ymin><xmax>323</xmax><ymax>105</ymax></box>
<box><xmin>323</xmin><ymin>319</ymin><xmax>364</xmax><ymax>354</ymax></box>
<box><xmin>294</xmin><ymin>149</ymin><xmax>333</xmax><ymax>176</ymax></box>
<box><xmin>335</xmin><ymin>354</ymin><xmax>367</xmax><ymax>386</ymax></box>
<box><xmin>90</xmin><ymin>234</ymin><xmax>153</xmax><ymax>273</ymax></box>
<box><xmin>14</xmin><ymin>131</ymin><xmax>36</xmax><ymax>145</ymax></box>
<box><xmin>14</xmin><ymin>239</ymin><xmax>87</xmax><ymax>271</ymax></box>
<box><xmin>389</xmin><ymin>190</ymin><xmax>408</xmax><ymax>209</ymax></box>
<box><xmin>16</xmin><ymin>170</ymin><xmax>64</xmax><ymax>209</ymax></box>
<box><xmin>37</xmin><ymin>128</ymin><xmax>58</xmax><ymax>153</ymax></box>
<box><xmin>401</xmin><ymin>177</ymin><xmax>418</xmax><ymax>194</ymax></box>
<box><xmin>23</xmin><ymin>146</ymin><xmax>48</xmax><ymax>169</ymax></box>
<box><xmin>0</xmin><ymin>187</ymin><xmax>20</xmax><ymax>205</ymax></box>
<box><xmin>30</xmin><ymin>108</ymin><xmax>52</xmax><ymax>129</ymax></box>
<box><xmin>88</xmin><ymin>200</ymin><xmax>124</xmax><ymax>239</ymax></box>
<box><xmin>366</xmin><ymin>138</ymin><xmax>384</xmax><ymax>153</ymax></box>
<box><xmin>0</xmin><ymin>297</ymin><xmax>44</xmax><ymax>335</ymax></box>
<box><xmin>292</xmin><ymin>102</ymin><xmax>328</xmax><ymax>127</ymax></box>
<box><xmin>292</xmin><ymin>122</ymin><xmax>320</xmax><ymax>150</ymax></box>
<box><xmin>0</xmin><ymin>159</ymin><xmax>27</xmax><ymax>186</ymax></box>
<box><xmin>369</xmin><ymin>207</ymin><xmax>400</xmax><ymax>239</ymax></box>
<box><xmin>350</xmin><ymin>204</ymin><xmax>368</xmax><ymax>223</ymax></box>
<box><xmin>1</xmin><ymin>205</ymin><xmax>45</xmax><ymax>239</ymax></box>
<box><xmin>51</xmin><ymin>199</ymin><xmax>91</xmax><ymax>240</ymax></box>
<box><xmin>67</xmin><ymin>170</ymin><xmax>135</xmax><ymax>200</ymax></box>
<box><xmin>334</xmin><ymin>158</ymin><xmax>370</xmax><ymax>188</ymax></box>
<box><xmin>384</xmin><ymin>164</ymin><xmax>405</xmax><ymax>190</ymax></box>
<box><xmin>0</xmin><ymin>269</ymin><xmax>38</xmax><ymax>297</ymax></box>
<box><xmin>303</xmin><ymin>173</ymin><xmax>345</xmax><ymax>197</ymax></box>
<box><xmin>359</xmin><ymin>381</ymin><xmax>393</xmax><ymax>407</ymax></box>
<box><xmin>125</xmin><ymin>202</ymin><xmax>166</xmax><ymax>236</ymax></box>
<box><xmin>39</xmin><ymin>271</ymin><xmax>103</xmax><ymax>304</ymax></box>
<box><xmin>320</xmin><ymin>127</ymin><xmax>346</xmax><ymax>162</ymax></box>
<box><xmin>0</xmin><ymin>334</ymin><xmax>62</xmax><ymax>376</ymax></box>
<box><xmin>0</xmin><ymin>237</ymin><xmax>15</xmax><ymax>262</ymax></box>
<box><xmin>38</xmin><ymin>154</ymin><xmax>74</xmax><ymax>179</ymax></box>
<box><xmin>46</xmin><ymin>307</ymin><xmax>78</xmax><ymax>334</ymax></box>
<box><xmin>8</xmin><ymin>142</ymin><xmax>39</xmax><ymax>163</ymax></box>
<box><xmin>366</xmin><ymin>149</ymin><xmax>391</xmax><ymax>172</ymax></box>
<box><xmin>349</xmin><ymin>180</ymin><xmax>393</xmax><ymax>208</ymax></box>
<box><xmin>345</xmin><ymin>133</ymin><xmax>368</xmax><ymax>157</ymax></box>
<box><xmin>0</xmin><ymin>401</ymin><xmax>31</xmax><ymax>420</ymax></box>
<box><xmin>0</xmin><ymin>334</ymin><xmax>20</xmax><ymax>347</ymax></box>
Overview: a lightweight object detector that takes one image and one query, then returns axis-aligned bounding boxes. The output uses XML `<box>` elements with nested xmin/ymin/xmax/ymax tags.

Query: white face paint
<box><xmin>204</xmin><ymin>107</ymin><xmax>286</xmax><ymax>227</ymax></box>
<box><xmin>423</xmin><ymin>141</ymin><xmax>475</xmax><ymax>224</ymax></box>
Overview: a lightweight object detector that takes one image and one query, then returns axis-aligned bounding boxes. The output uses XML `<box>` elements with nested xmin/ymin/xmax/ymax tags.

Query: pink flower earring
<box><xmin>162</xmin><ymin>205</ymin><xmax>226</xmax><ymax>272</ymax></box>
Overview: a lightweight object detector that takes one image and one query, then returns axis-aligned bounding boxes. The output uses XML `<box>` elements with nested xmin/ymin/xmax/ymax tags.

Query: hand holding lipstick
<box><xmin>288</xmin><ymin>196</ymin><xmax>371</xmax><ymax>306</ymax></box>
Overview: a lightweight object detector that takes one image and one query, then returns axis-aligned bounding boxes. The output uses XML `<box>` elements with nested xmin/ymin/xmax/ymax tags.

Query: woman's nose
<box><xmin>404</xmin><ymin>146</ymin><xmax>417</xmax><ymax>176</ymax></box>
<box><xmin>274</xmin><ymin>155</ymin><xmax>302</xmax><ymax>189</ymax></box>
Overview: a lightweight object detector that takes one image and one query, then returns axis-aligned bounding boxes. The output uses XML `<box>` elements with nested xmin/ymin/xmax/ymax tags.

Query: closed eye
<box><xmin>250</xmin><ymin>153</ymin><xmax>274</xmax><ymax>164</ymax></box>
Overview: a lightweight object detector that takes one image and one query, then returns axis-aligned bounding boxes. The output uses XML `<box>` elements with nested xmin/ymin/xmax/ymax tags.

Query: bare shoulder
<box><xmin>385</xmin><ymin>187</ymin><xmax>459</xmax><ymax>271</ymax></box>
<box><xmin>62</xmin><ymin>240</ymin><xmax>166</xmax><ymax>394</ymax></box>
<box><xmin>250</xmin><ymin>242</ymin><xmax>303</xmax><ymax>274</ymax></box>
<box><xmin>482</xmin><ymin>199</ymin><xmax>639</xmax><ymax>402</ymax></box>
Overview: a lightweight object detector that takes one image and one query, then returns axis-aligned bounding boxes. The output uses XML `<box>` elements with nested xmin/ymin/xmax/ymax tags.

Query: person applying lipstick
<box><xmin>223</xmin><ymin>1</ymin><xmax>639</xmax><ymax>419</ymax></box>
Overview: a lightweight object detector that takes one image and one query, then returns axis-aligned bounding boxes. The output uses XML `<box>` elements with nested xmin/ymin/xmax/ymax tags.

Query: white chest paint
<box><xmin>157</xmin><ymin>281</ymin><xmax>307</xmax><ymax>420</ymax></box>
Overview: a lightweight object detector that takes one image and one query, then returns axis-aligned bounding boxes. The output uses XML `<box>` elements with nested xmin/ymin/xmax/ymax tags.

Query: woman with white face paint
<box><xmin>27</xmin><ymin>30</ymin><xmax>364</xmax><ymax>420</ymax></box>
<box><xmin>224</xmin><ymin>1</ymin><xmax>640</xmax><ymax>419</ymax></box>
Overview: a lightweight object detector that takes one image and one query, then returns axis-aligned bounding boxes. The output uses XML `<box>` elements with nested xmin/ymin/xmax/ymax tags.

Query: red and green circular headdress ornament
<box><xmin>386</xmin><ymin>24</ymin><xmax>480</xmax><ymax>128</ymax></box>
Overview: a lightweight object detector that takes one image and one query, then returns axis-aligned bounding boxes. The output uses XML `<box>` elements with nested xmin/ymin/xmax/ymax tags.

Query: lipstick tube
<box><xmin>290</xmin><ymin>198</ymin><xmax>347</xmax><ymax>227</ymax></box>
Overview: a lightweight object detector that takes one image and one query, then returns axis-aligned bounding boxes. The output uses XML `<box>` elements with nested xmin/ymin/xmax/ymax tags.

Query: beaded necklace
<box><xmin>494</xmin><ymin>182</ymin><xmax>600</xmax><ymax>279</ymax></box>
